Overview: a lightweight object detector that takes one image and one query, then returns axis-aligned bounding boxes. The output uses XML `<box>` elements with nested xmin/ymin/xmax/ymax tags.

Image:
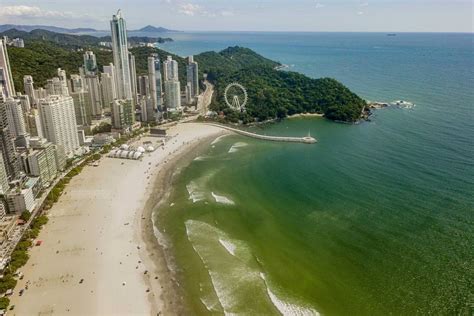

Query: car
<box><xmin>19</xmin><ymin>289</ymin><xmax>24</xmax><ymax>296</ymax></box>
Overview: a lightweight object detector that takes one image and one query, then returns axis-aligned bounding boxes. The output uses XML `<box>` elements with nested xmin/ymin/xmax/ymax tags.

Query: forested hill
<box><xmin>194</xmin><ymin>47</ymin><xmax>366</xmax><ymax>122</ymax></box>
<box><xmin>0</xmin><ymin>29</ymin><xmax>172</xmax><ymax>49</ymax></box>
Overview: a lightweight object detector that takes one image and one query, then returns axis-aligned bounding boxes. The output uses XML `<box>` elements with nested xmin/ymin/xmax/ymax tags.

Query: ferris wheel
<box><xmin>224</xmin><ymin>83</ymin><xmax>248</xmax><ymax>112</ymax></box>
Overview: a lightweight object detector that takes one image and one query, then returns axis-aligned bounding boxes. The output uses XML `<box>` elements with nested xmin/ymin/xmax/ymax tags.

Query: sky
<box><xmin>0</xmin><ymin>0</ymin><xmax>472</xmax><ymax>32</ymax></box>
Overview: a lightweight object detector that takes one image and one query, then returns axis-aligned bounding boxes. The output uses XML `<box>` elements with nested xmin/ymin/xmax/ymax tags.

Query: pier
<box><xmin>203</xmin><ymin>123</ymin><xmax>317</xmax><ymax>144</ymax></box>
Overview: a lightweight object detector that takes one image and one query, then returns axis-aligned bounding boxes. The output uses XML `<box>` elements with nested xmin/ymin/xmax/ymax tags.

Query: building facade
<box><xmin>38</xmin><ymin>95</ymin><xmax>80</xmax><ymax>156</ymax></box>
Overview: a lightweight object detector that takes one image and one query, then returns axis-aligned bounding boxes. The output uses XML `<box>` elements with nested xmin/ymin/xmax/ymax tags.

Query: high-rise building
<box><xmin>0</xmin><ymin>97</ymin><xmax>21</xmax><ymax>180</ymax></box>
<box><xmin>148</xmin><ymin>54</ymin><xmax>163</xmax><ymax>116</ymax></box>
<box><xmin>23</xmin><ymin>75</ymin><xmax>36</xmax><ymax>106</ymax></box>
<box><xmin>0</xmin><ymin>155</ymin><xmax>10</xmax><ymax>195</ymax></box>
<box><xmin>69</xmin><ymin>74</ymin><xmax>92</xmax><ymax>126</ymax></box>
<box><xmin>187</xmin><ymin>56</ymin><xmax>199</xmax><ymax>98</ymax></box>
<box><xmin>4</xmin><ymin>98</ymin><xmax>27</xmax><ymax>140</ymax></box>
<box><xmin>100</xmin><ymin>72</ymin><xmax>116</xmax><ymax>109</ymax></box>
<box><xmin>102</xmin><ymin>63</ymin><xmax>118</xmax><ymax>99</ymax></box>
<box><xmin>57</xmin><ymin>68</ymin><xmax>69</xmax><ymax>95</ymax></box>
<box><xmin>110</xmin><ymin>10</ymin><xmax>133</xmax><ymax>100</ymax></box>
<box><xmin>83</xmin><ymin>51</ymin><xmax>98</xmax><ymax>75</ymax></box>
<box><xmin>69</xmin><ymin>74</ymin><xmax>84</xmax><ymax>93</ymax></box>
<box><xmin>111</xmin><ymin>99</ymin><xmax>135</xmax><ymax>130</ymax></box>
<box><xmin>84</xmin><ymin>75</ymin><xmax>102</xmax><ymax>118</ymax></box>
<box><xmin>38</xmin><ymin>95</ymin><xmax>80</xmax><ymax>156</ymax></box>
<box><xmin>163</xmin><ymin>56</ymin><xmax>179</xmax><ymax>81</ymax></box>
<box><xmin>26</xmin><ymin>109</ymin><xmax>44</xmax><ymax>138</ymax></box>
<box><xmin>0</xmin><ymin>37</ymin><xmax>15</xmax><ymax>98</ymax></box>
<box><xmin>138</xmin><ymin>96</ymin><xmax>155</xmax><ymax>122</ymax></box>
<box><xmin>129</xmin><ymin>53</ymin><xmax>138</xmax><ymax>103</ymax></box>
<box><xmin>71</xmin><ymin>91</ymin><xmax>92</xmax><ymax>126</ymax></box>
<box><xmin>138</xmin><ymin>75</ymin><xmax>150</xmax><ymax>97</ymax></box>
<box><xmin>25</xmin><ymin>138</ymin><xmax>58</xmax><ymax>188</ymax></box>
<box><xmin>164</xmin><ymin>80</ymin><xmax>181</xmax><ymax>111</ymax></box>
<box><xmin>185</xmin><ymin>83</ymin><xmax>192</xmax><ymax>105</ymax></box>
<box><xmin>46</xmin><ymin>77</ymin><xmax>69</xmax><ymax>96</ymax></box>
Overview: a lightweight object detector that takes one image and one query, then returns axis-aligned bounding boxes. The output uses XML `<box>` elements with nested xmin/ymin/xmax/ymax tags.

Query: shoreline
<box><xmin>138</xmin><ymin>131</ymin><xmax>228</xmax><ymax>315</ymax></box>
<box><xmin>8</xmin><ymin>123</ymin><xmax>226</xmax><ymax>315</ymax></box>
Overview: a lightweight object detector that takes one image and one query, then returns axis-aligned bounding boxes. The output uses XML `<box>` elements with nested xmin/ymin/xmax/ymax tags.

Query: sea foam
<box><xmin>186</xmin><ymin>182</ymin><xmax>205</xmax><ymax>203</ymax></box>
<box><xmin>260</xmin><ymin>273</ymin><xmax>320</xmax><ymax>316</ymax></box>
<box><xmin>228</xmin><ymin>142</ymin><xmax>248</xmax><ymax>153</ymax></box>
<box><xmin>211</xmin><ymin>192</ymin><xmax>235</xmax><ymax>205</ymax></box>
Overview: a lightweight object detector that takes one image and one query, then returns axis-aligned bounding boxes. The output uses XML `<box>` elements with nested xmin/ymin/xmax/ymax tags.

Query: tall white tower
<box><xmin>110</xmin><ymin>10</ymin><xmax>133</xmax><ymax>101</ymax></box>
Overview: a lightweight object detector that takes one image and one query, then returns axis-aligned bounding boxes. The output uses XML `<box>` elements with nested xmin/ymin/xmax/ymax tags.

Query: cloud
<box><xmin>315</xmin><ymin>3</ymin><xmax>325</xmax><ymax>9</ymax></box>
<box><xmin>178</xmin><ymin>3</ymin><xmax>203</xmax><ymax>16</ymax></box>
<box><xmin>177</xmin><ymin>2</ymin><xmax>235</xmax><ymax>17</ymax></box>
<box><xmin>0</xmin><ymin>5</ymin><xmax>67</xmax><ymax>18</ymax></box>
<box><xmin>357</xmin><ymin>11</ymin><xmax>364</xmax><ymax>15</ymax></box>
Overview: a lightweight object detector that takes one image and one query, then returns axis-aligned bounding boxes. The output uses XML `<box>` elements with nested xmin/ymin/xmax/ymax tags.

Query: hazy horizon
<box><xmin>0</xmin><ymin>1</ymin><xmax>472</xmax><ymax>33</ymax></box>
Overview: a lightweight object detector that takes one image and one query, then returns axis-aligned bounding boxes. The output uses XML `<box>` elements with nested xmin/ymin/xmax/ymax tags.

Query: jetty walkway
<box><xmin>203</xmin><ymin>123</ymin><xmax>317</xmax><ymax>144</ymax></box>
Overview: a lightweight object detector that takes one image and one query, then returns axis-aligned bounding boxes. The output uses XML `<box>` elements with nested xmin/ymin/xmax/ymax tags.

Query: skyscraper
<box><xmin>128</xmin><ymin>53</ymin><xmax>138</xmax><ymax>103</ymax></box>
<box><xmin>0</xmin><ymin>37</ymin><xmax>15</xmax><ymax>98</ymax></box>
<box><xmin>110</xmin><ymin>10</ymin><xmax>133</xmax><ymax>100</ymax></box>
<box><xmin>100</xmin><ymin>72</ymin><xmax>116</xmax><ymax>109</ymax></box>
<box><xmin>84</xmin><ymin>75</ymin><xmax>102</xmax><ymax>118</ymax></box>
<box><xmin>111</xmin><ymin>99</ymin><xmax>134</xmax><ymax>130</ymax></box>
<box><xmin>103</xmin><ymin>63</ymin><xmax>118</xmax><ymax>100</ymax></box>
<box><xmin>187</xmin><ymin>56</ymin><xmax>199</xmax><ymax>98</ymax></box>
<box><xmin>38</xmin><ymin>95</ymin><xmax>80</xmax><ymax>156</ymax></box>
<box><xmin>57</xmin><ymin>68</ymin><xmax>69</xmax><ymax>96</ymax></box>
<box><xmin>163</xmin><ymin>56</ymin><xmax>179</xmax><ymax>82</ymax></box>
<box><xmin>164</xmin><ymin>81</ymin><xmax>181</xmax><ymax>111</ymax></box>
<box><xmin>138</xmin><ymin>75</ymin><xmax>150</xmax><ymax>97</ymax></box>
<box><xmin>83</xmin><ymin>51</ymin><xmax>98</xmax><ymax>75</ymax></box>
<box><xmin>23</xmin><ymin>75</ymin><xmax>36</xmax><ymax>106</ymax></box>
<box><xmin>4</xmin><ymin>98</ymin><xmax>27</xmax><ymax>140</ymax></box>
<box><xmin>0</xmin><ymin>96</ymin><xmax>21</xmax><ymax>180</ymax></box>
<box><xmin>148</xmin><ymin>54</ymin><xmax>163</xmax><ymax>116</ymax></box>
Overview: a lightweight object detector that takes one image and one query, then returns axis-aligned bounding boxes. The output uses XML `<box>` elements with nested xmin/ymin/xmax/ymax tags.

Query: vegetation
<box><xmin>0</xmin><ymin>29</ymin><xmax>172</xmax><ymax>49</ymax></box>
<box><xmin>92</xmin><ymin>122</ymin><xmax>112</xmax><ymax>135</ymax></box>
<box><xmin>0</xmin><ymin>297</ymin><xmax>10</xmax><ymax>310</ymax></box>
<box><xmin>210</xmin><ymin>66</ymin><xmax>366</xmax><ymax>122</ymax></box>
<box><xmin>19</xmin><ymin>211</ymin><xmax>31</xmax><ymax>222</ymax></box>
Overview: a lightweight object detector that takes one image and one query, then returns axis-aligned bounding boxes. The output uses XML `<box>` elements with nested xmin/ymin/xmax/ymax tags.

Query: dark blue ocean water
<box><xmin>155</xmin><ymin>32</ymin><xmax>474</xmax><ymax>315</ymax></box>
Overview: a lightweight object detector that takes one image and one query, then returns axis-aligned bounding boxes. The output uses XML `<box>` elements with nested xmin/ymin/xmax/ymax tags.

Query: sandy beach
<box><xmin>9</xmin><ymin>123</ymin><xmax>226</xmax><ymax>316</ymax></box>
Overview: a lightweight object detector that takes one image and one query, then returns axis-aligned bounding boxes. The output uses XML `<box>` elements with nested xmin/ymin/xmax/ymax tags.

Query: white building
<box><xmin>38</xmin><ymin>95</ymin><xmax>80</xmax><ymax>156</ymax></box>
<box><xmin>83</xmin><ymin>51</ymin><xmax>97</xmax><ymax>75</ymax></box>
<box><xmin>4</xmin><ymin>97</ymin><xmax>27</xmax><ymax>139</ymax></box>
<box><xmin>187</xmin><ymin>56</ymin><xmax>199</xmax><ymax>98</ymax></box>
<box><xmin>164</xmin><ymin>80</ymin><xmax>181</xmax><ymax>111</ymax></box>
<box><xmin>100</xmin><ymin>72</ymin><xmax>116</xmax><ymax>109</ymax></box>
<box><xmin>163</xmin><ymin>56</ymin><xmax>179</xmax><ymax>81</ymax></box>
<box><xmin>110</xmin><ymin>10</ymin><xmax>133</xmax><ymax>100</ymax></box>
<box><xmin>23</xmin><ymin>75</ymin><xmax>36</xmax><ymax>106</ymax></box>
<box><xmin>84</xmin><ymin>75</ymin><xmax>102</xmax><ymax>118</ymax></box>
<box><xmin>103</xmin><ymin>63</ymin><xmax>118</xmax><ymax>99</ymax></box>
<box><xmin>0</xmin><ymin>37</ymin><xmax>15</xmax><ymax>98</ymax></box>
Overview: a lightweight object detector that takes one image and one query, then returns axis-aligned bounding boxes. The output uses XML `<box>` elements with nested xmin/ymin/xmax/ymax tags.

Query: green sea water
<box><xmin>154</xmin><ymin>33</ymin><xmax>473</xmax><ymax>315</ymax></box>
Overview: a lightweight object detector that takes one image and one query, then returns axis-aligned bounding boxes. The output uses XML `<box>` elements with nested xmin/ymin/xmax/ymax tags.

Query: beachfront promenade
<box><xmin>203</xmin><ymin>123</ymin><xmax>317</xmax><ymax>144</ymax></box>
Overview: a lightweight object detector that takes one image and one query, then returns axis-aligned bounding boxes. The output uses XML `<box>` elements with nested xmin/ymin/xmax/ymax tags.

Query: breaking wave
<box><xmin>211</xmin><ymin>192</ymin><xmax>235</xmax><ymax>205</ymax></box>
<box><xmin>185</xmin><ymin>220</ymin><xmax>320</xmax><ymax>315</ymax></box>
<box><xmin>228</xmin><ymin>142</ymin><xmax>248</xmax><ymax>153</ymax></box>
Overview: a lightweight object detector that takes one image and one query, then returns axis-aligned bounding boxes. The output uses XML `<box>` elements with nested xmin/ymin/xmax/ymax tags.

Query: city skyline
<box><xmin>0</xmin><ymin>1</ymin><xmax>472</xmax><ymax>33</ymax></box>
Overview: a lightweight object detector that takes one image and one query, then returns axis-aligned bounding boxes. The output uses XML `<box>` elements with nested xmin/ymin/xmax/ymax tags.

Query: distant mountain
<box><xmin>0</xmin><ymin>24</ymin><xmax>179</xmax><ymax>35</ymax></box>
<box><xmin>0</xmin><ymin>29</ymin><xmax>173</xmax><ymax>49</ymax></box>
<box><xmin>133</xmin><ymin>25</ymin><xmax>178</xmax><ymax>33</ymax></box>
<box><xmin>0</xmin><ymin>24</ymin><xmax>97</xmax><ymax>34</ymax></box>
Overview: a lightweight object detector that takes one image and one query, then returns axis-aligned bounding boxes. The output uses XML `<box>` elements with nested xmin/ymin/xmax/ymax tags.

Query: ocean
<box><xmin>154</xmin><ymin>32</ymin><xmax>474</xmax><ymax>315</ymax></box>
